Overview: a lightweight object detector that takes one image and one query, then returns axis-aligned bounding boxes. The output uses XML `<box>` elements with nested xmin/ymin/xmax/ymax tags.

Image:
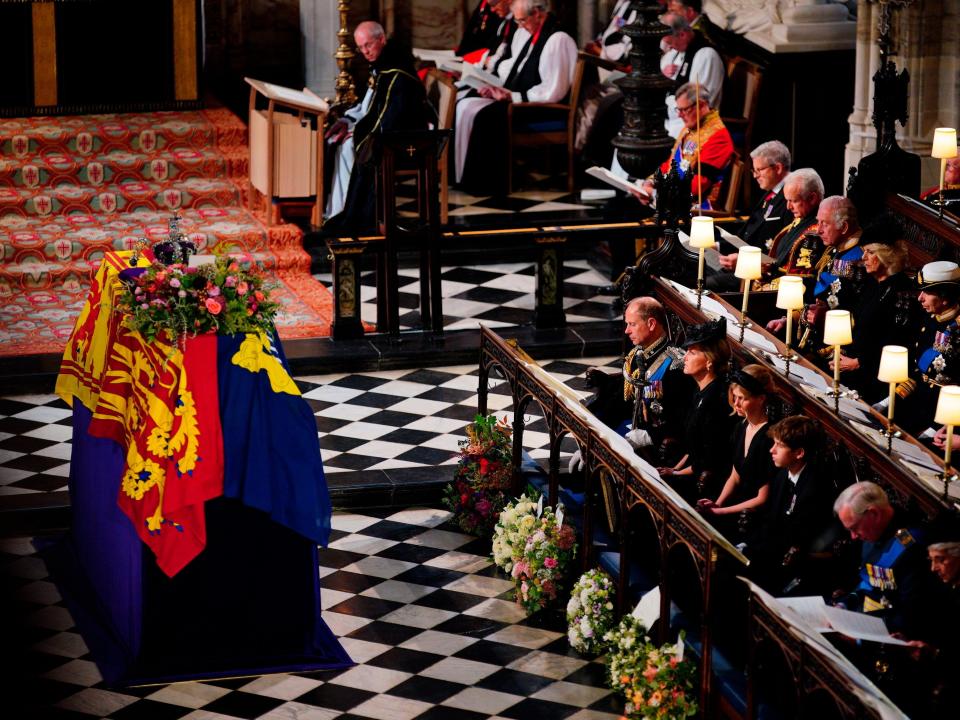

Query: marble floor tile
<box><xmin>419</xmin><ymin>655</ymin><xmax>500</xmax><ymax>683</ymax></box>
<box><xmin>327</xmin><ymin>664</ymin><xmax>411</xmax><ymax>693</ymax></box>
<box><xmin>146</xmin><ymin>681</ymin><xmax>233</xmax><ymax>709</ymax></box>
<box><xmin>56</xmin><ymin>687</ymin><xmax>139</xmax><ymax>715</ymax></box>
<box><xmin>360</xmin><ymin>579</ymin><xmax>437</xmax><ymax>604</ymax></box>
<box><xmin>378</xmin><ymin>604</ymin><xmax>459</xmax><ymax>630</ymax></box>
<box><xmin>530</xmin><ymin>680</ymin><xmax>612</xmax><ymax>707</ymax></box>
<box><xmin>238</xmin><ymin>674</ymin><xmax>325</xmax><ymax>701</ymax></box>
<box><xmin>441</xmin><ymin>686</ymin><xmax>524</xmax><ymax>715</ymax></box>
<box><xmin>484</xmin><ymin>625</ymin><xmax>563</xmax><ymax>650</ymax></box>
<box><xmin>347</xmin><ymin>692</ymin><xmax>435</xmax><ymax>720</ymax></box>
<box><xmin>399</xmin><ymin>629</ymin><xmax>479</xmax><ymax>656</ymax></box>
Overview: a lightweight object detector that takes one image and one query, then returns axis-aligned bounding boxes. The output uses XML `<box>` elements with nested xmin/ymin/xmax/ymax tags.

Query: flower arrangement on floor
<box><xmin>443</xmin><ymin>414</ymin><xmax>514</xmax><ymax>535</ymax></box>
<box><xmin>510</xmin><ymin>505</ymin><xmax>578</xmax><ymax>614</ymax></box>
<box><xmin>566</xmin><ymin>568</ymin><xmax>616</xmax><ymax>655</ymax></box>
<box><xmin>116</xmin><ymin>255</ymin><xmax>279</xmax><ymax>344</ymax></box>
<box><xmin>491</xmin><ymin>493</ymin><xmax>540</xmax><ymax>573</ymax></box>
<box><xmin>604</xmin><ymin>615</ymin><xmax>698</xmax><ymax>719</ymax></box>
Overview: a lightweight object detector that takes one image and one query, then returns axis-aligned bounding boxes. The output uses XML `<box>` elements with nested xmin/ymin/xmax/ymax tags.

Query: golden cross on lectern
<box><xmin>405</xmin><ymin>145</ymin><xmax>417</xmax><ymax>158</ymax></box>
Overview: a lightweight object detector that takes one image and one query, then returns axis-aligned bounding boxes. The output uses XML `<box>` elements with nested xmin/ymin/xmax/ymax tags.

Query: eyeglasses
<box><xmin>676</xmin><ymin>103</ymin><xmax>697</xmax><ymax>117</ymax></box>
<box><xmin>515</xmin><ymin>9</ymin><xmax>539</xmax><ymax>25</ymax></box>
<box><xmin>751</xmin><ymin>163</ymin><xmax>773</xmax><ymax>175</ymax></box>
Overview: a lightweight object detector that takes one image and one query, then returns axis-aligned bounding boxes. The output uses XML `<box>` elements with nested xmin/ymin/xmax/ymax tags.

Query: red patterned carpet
<box><xmin>0</xmin><ymin>108</ymin><xmax>333</xmax><ymax>357</ymax></box>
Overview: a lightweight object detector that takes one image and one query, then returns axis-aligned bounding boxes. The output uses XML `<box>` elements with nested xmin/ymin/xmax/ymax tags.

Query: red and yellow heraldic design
<box><xmin>57</xmin><ymin>251</ymin><xmax>224</xmax><ymax>577</ymax></box>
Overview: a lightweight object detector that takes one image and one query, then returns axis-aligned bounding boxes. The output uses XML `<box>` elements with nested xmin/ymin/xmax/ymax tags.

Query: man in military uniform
<box><xmin>767</xmin><ymin>168</ymin><xmax>823</xmax><ymax>279</ymax></box>
<box><xmin>794</xmin><ymin>196</ymin><xmax>864</xmax><ymax>356</ymax></box>
<box><xmin>575</xmin><ymin>296</ymin><xmax>693</xmax><ymax>469</ymax></box>
<box><xmin>764</xmin><ymin>169</ymin><xmax>824</xmax><ymax>335</ymax></box>
<box><xmin>896</xmin><ymin>260</ymin><xmax>960</xmax><ymax>437</ymax></box>
<box><xmin>832</xmin><ymin>482</ymin><xmax>934</xmax><ymax>637</ymax></box>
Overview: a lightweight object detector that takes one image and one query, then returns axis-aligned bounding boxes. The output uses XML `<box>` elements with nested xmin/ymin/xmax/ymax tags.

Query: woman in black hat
<box><xmin>657</xmin><ymin>317</ymin><xmax>736</xmax><ymax>502</ymax></box>
<box><xmin>828</xmin><ymin>215</ymin><xmax>921</xmax><ymax>402</ymax></box>
<box><xmin>696</xmin><ymin>364</ymin><xmax>777</xmax><ymax>542</ymax></box>
<box><xmin>898</xmin><ymin>260</ymin><xmax>960</xmax><ymax>436</ymax></box>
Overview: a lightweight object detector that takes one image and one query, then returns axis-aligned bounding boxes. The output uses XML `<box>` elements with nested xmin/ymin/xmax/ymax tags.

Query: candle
<box><xmin>947</xmin><ymin>426</ymin><xmax>955</xmax><ymax>469</ymax></box>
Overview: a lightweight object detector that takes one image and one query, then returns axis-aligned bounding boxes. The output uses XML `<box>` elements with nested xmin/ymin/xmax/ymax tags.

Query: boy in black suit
<box><xmin>747</xmin><ymin>415</ymin><xmax>838</xmax><ymax>594</ymax></box>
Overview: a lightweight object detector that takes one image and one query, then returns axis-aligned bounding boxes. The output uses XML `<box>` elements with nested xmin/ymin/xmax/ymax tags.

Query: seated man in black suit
<box><xmin>706</xmin><ymin>140</ymin><xmax>792</xmax><ymax>291</ymax></box>
<box><xmin>747</xmin><ymin>416</ymin><xmax>838</xmax><ymax>594</ymax></box>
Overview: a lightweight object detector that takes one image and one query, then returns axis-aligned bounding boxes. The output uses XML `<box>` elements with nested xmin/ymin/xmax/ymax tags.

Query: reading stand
<box><xmin>245</xmin><ymin>77</ymin><xmax>329</xmax><ymax>227</ymax></box>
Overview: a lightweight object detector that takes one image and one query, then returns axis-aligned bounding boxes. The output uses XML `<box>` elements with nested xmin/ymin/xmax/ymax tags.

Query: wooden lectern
<box><xmin>245</xmin><ymin>77</ymin><xmax>329</xmax><ymax>226</ymax></box>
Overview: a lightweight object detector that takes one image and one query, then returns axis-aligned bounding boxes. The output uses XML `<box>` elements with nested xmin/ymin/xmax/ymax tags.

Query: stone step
<box><xmin>0</xmin><ymin>178</ymin><xmax>245</xmax><ymax>218</ymax></box>
<box><xmin>0</xmin><ymin>109</ymin><xmax>247</xmax><ymax>158</ymax></box>
<box><xmin>0</xmin><ymin>147</ymin><xmax>249</xmax><ymax>188</ymax></box>
<box><xmin>0</xmin><ymin>207</ymin><xmax>306</xmax><ymax>276</ymax></box>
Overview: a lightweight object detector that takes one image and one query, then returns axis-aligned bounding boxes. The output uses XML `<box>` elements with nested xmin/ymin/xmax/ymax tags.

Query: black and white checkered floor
<box><xmin>403</xmin><ymin>189</ymin><xmax>599</xmax><ymax>219</ymax></box>
<box><xmin>0</xmin><ymin>357</ymin><xmax>619</xmax><ymax>498</ymax></box>
<box><xmin>5</xmin><ymin>506</ymin><xmax>629</xmax><ymax>720</ymax></box>
<box><xmin>313</xmin><ymin>258</ymin><xmax>618</xmax><ymax>332</ymax></box>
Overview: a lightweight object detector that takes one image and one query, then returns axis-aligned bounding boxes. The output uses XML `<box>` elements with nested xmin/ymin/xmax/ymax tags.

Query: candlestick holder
<box><xmin>937</xmin><ymin>469</ymin><xmax>958</xmax><ymax>502</ymax></box>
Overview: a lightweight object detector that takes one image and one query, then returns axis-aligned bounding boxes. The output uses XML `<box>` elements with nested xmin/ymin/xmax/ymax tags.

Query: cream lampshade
<box><xmin>823</xmin><ymin>310</ymin><xmax>852</xmax><ymax>346</ymax></box>
<box><xmin>775</xmin><ymin>276</ymin><xmax>804</xmax><ymax>310</ymax></box>
<box><xmin>878</xmin><ymin>345</ymin><xmax>909</xmax><ymax>383</ymax></box>
<box><xmin>935</xmin><ymin>385</ymin><xmax>960</xmax><ymax>472</ymax></box>
<box><xmin>935</xmin><ymin>385</ymin><xmax>960</xmax><ymax>426</ymax></box>
<box><xmin>823</xmin><ymin>310</ymin><xmax>852</xmax><ymax>402</ymax></box>
<box><xmin>689</xmin><ymin>216</ymin><xmax>715</xmax><ymax>248</ymax></box>
<box><xmin>878</xmin><ymin>345</ymin><xmax>909</xmax><ymax>433</ymax></box>
<box><xmin>932</xmin><ymin>128</ymin><xmax>959</xmax><ymax>159</ymax></box>
<box><xmin>735</xmin><ymin>246</ymin><xmax>762</xmax><ymax>280</ymax></box>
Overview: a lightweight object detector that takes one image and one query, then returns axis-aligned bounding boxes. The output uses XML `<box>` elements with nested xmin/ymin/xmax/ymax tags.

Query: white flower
<box><xmin>580</xmin><ymin>617</ymin><xmax>593</xmax><ymax>637</ymax></box>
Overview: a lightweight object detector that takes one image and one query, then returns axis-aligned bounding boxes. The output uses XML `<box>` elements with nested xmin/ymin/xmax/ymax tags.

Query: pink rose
<box><xmin>169</xmin><ymin>277</ymin><xmax>181</xmax><ymax>288</ymax></box>
<box><xmin>544</xmin><ymin>557</ymin><xmax>557</xmax><ymax>569</ymax></box>
<box><xmin>237</xmin><ymin>281</ymin><xmax>249</xmax><ymax>296</ymax></box>
<box><xmin>205</xmin><ymin>297</ymin><xmax>223</xmax><ymax>315</ymax></box>
<box><xmin>207</xmin><ymin>285</ymin><xmax>221</xmax><ymax>297</ymax></box>
<box><xmin>225</xmin><ymin>275</ymin><xmax>237</xmax><ymax>287</ymax></box>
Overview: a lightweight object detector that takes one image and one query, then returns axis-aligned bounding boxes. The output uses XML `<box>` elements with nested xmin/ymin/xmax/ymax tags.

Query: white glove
<box><xmin>568</xmin><ymin>449</ymin><xmax>585</xmax><ymax>474</ymax></box>
<box><xmin>625</xmin><ymin>428</ymin><xmax>653</xmax><ymax>449</ymax></box>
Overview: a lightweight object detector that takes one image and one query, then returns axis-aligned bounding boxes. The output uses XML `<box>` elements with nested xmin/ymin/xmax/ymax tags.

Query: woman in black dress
<box><xmin>658</xmin><ymin>317</ymin><xmax>736</xmax><ymax>502</ymax></box>
<box><xmin>696</xmin><ymin>364</ymin><xmax>777</xmax><ymax>542</ymax></box>
<box><xmin>830</xmin><ymin>217</ymin><xmax>922</xmax><ymax>402</ymax></box>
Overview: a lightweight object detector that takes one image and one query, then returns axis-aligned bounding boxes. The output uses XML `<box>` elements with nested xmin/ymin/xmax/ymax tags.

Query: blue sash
<box><xmin>815</xmin><ymin>245</ymin><xmax>863</xmax><ymax>297</ymax></box>
<box><xmin>856</xmin><ymin>528</ymin><xmax>922</xmax><ymax>599</ymax></box>
<box><xmin>618</xmin><ymin>355</ymin><xmax>673</xmax><ymax>435</ymax></box>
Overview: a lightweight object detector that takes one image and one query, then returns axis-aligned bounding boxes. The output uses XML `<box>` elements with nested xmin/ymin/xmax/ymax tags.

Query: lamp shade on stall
<box><xmin>735</xmin><ymin>246</ymin><xmax>762</xmax><ymax>280</ymax></box>
<box><xmin>935</xmin><ymin>385</ymin><xmax>960</xmax><ymax>426</ymax></box>
<box><xmin>878</xmin><ymin>346</ymin><xmax>910</xmax><ymax>383</ymax></box>
<box><xmin>689</xmin><ymin>216</ymin><xmax>715</xmax><ymax>248</ymax></box>
<box><xmin>932</xmin><ymin>128</ymin><xmax>958</xmax><ymax>159</ymax></box>
<box><xmin>823</xmin><ymin>310</ymin><xmax>852</xmax><ymax>346</ymax></box>
<box><xmin>775</xmin><ymin>276</ymin><xmax>805</xmax><ymax>310</ymax></box>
